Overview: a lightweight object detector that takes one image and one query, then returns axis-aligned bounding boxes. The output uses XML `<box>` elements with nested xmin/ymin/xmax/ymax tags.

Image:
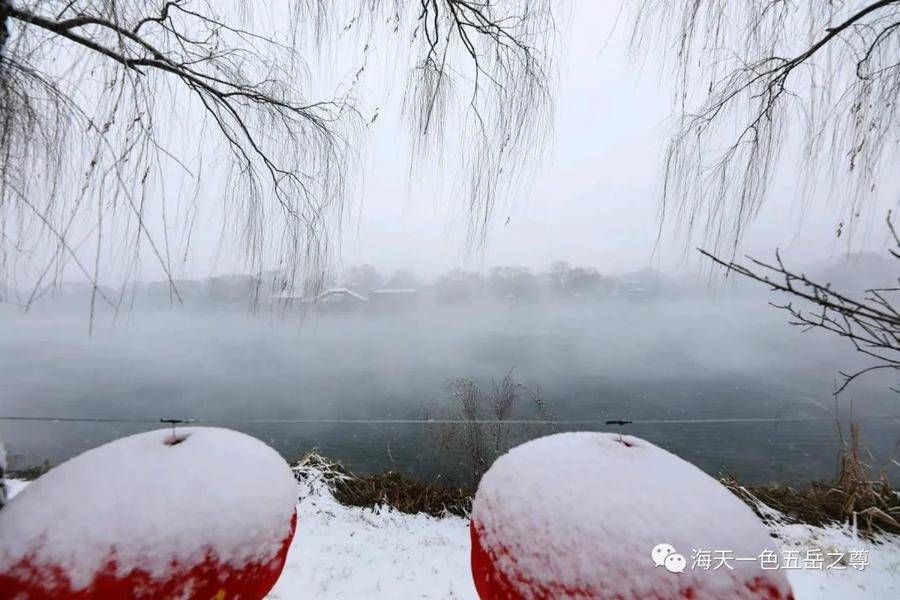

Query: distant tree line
<box><xmin>12</xmin><ymin>261</ymin><xmax>678</xmax><ymax>311</ymax></box>
<box><xmin>334</xmin><ymin>261</ymin><xmax>659</xmax><ymax>304</ymax></box>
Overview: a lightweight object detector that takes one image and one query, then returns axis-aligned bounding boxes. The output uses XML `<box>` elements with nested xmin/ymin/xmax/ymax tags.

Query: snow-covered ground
<box><xmin>7</xmin><ymin>470</ymin><xmax>900</xmax><ymax>599</ymax></box>
<box><xmin>774</xmin><ymin>520</ymin><xmax>900</xmax><ymax>599</ymax></box>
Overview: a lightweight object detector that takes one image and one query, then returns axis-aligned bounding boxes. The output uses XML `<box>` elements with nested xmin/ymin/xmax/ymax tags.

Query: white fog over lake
<box><xmin>3</xmin><ymin>258</ymin><xmax>898</xmax><ymax>485</ymax></box>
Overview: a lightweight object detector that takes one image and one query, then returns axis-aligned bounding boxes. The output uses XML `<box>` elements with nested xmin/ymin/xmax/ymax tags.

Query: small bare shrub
<box><xmin>427</xmin><ymin>369</ymin><xmax>554</xmax><ymax>483</ymax></box>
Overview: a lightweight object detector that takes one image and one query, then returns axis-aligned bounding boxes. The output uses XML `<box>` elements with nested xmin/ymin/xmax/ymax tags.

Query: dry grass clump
<box><xmin>292</xmin><ymin>451</ymin><xmax>472</xmax><ymax>518</ymax></box>
<box><xmin>333</xmin><ymin>471</ymin><xmax>472</xmax><ymax>518</ymax></box>
<box><xmin>723</xmin><ymin>423</ymin><xmax>900</xmax><ymax>537</ymax></box>
<box><xmin>7</xmin><ymin>461</ymin><xmax>52</xmax><ymax>481</ymax></box>
<box><xmin>294</xmin><ymin>423</ymin><xmax>900</xmax><ymax>531</ymax></box>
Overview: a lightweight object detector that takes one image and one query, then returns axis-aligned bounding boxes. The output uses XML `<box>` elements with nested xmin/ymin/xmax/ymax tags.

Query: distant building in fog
<box><xmin>310</xmin><ymin>288</ymin><xmax>368</xmax><ymax>312</ymax></box>
<box><xmin>270</xmin><ymin>287</ymin><xmax>367</xmax><ymax>313</ymax></box>
<box><xmin>367</xmin><ymin>288</ymin><xmax>421</xmax><ymax>312</ymax></box>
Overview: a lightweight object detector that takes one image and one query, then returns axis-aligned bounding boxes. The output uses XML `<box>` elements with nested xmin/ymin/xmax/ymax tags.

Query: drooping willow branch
<box><xmin>0</xmin><ymin>0</ymin><xmax>554</xmax><ymax>320</ymax></box>
<box><xmin>404</xmin><ymin>0</ymin><xmax>554</xmax><ymax>245</ymax></box>
<box><xmin>632</xmin><ymin>1</ymin><xmax>900</xmax><ymax>253</ymax></box>
<box><xmin>2</xmin><ymin>1</ymin><xmax>353</xmax><ymax>319</ymax></box>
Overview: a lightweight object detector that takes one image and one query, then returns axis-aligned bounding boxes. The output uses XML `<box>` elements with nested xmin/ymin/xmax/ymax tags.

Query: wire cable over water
<box><xmin>1</xmin><ymin>415</ymin><xmax>898</xmax><ymax>425</ymax></box>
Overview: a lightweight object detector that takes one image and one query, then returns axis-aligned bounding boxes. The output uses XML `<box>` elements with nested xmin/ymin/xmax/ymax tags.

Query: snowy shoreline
<box><xmin>285</xmin><ymin>463</ymin><xmax>900</xmax><ymax>599</ymax></box>
<box><xmin>6</xmin><ymin>468</ymin><xmax>900</xmax><ymax>599</ymax></box>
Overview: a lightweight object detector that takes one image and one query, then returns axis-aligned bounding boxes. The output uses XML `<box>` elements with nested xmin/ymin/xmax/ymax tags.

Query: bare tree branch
<box><xmin>701</xmin><ymin>213</ymin><xmax>900</xmax><ymax>394</ymax></box>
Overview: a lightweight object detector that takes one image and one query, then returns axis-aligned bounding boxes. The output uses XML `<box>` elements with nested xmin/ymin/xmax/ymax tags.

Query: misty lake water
<box><xmin>2</xmin><ymin>296</ymin><xmax>899</xmax><ymax>485</ymax></box>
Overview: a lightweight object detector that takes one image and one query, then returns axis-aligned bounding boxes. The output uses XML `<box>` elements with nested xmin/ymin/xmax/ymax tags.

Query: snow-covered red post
<box><xmin>0</xmin><ymin>427</ymin><xmax>298</xmax><ymax>600</ymax></box>
<box><xmin>470</xmin><ymin>432</ymin><xmax>793</xmax><ymax>600</ymax></box>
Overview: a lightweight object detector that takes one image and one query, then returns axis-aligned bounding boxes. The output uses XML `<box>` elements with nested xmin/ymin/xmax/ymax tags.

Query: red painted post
<box><xmin>0</xmin><ymin>427</ymin><xmax>298</xmax><ymax>600</ymax></box>
<box><xmin>470</xmin><ymin>432</ymin><xmax>794</xmax><ymax>600</ymax></box>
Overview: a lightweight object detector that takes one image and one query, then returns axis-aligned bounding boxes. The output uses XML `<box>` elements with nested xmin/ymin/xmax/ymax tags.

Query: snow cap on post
<box><xmin>0</xmin><ymin>427</ymin><xmax>298</xmax><ymax>600</ymax></box>
<box><xmin>470</xmin><ymin>432</ymin><xmax>793</xmax><ymax>600</ymax></box>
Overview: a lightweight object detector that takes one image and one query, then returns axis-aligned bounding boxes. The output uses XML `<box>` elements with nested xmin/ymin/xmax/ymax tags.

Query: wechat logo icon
<box><xmin>651</xmin><ymin>543</ymin><xmax>686</xmax><ymax>574</ymax></box>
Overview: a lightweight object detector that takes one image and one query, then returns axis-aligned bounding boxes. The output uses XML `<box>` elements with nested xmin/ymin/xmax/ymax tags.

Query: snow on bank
<box><xmin>273</xmin><ymin>457</ymin><xmax>900</xmax><ymax>599</ymax></box>
<box><xmin>771</xmin><ymin>520</ymin><xmax>900</xmax><ymax>599</ymax></box>
<box><xmin>5</xmin><ymin>479</ymin><xmax>26</xmax><ymax>499</ymax></box>
<box><xmin>268</xmin><ymin>459</ymin><xmax>476</xmax><ymax>599</ymax></box>
<box><xmin>6</xmin><ymin>462</ymin><xmax>900</xmax><ymax>599</ymax></box>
